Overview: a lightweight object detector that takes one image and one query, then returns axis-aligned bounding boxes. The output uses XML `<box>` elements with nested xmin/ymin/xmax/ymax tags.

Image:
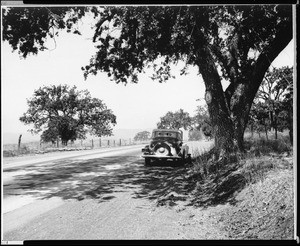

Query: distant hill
<box><xmin>2</xmin><ymin>128</ymin><xmax>154</xmax><ymax>145</ymax></box>
<box><xmin>103</xmin><ymin>128</ymin><xmax>154</xmax><ymax>140</ymax></box>
<box><xmin>108</xmin><ymin>128</ymin><xmax>189</xmax><ymax>141</ymax></box>
<box><xmin>2</xmin><ymin>128</ymin><xmax>189</xmax><ymax>145</ymax></box>
<box><xmin>2</xmin><ymin>132</ymin><xmax>40</xmax><ymax>145</ymax></box>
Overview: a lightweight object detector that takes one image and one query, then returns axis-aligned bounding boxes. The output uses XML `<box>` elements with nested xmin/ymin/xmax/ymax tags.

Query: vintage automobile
<box><xmin>141</xmin><ymin>129</ymin><xmax>190</xmax><ymax>165</ymax></box>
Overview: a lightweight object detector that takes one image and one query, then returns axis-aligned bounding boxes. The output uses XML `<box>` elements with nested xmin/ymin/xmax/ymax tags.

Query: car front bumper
<box><xmin>141</xmin><ymin>154</ymin><xmax>182</xmax><ymax>159</ymax></box>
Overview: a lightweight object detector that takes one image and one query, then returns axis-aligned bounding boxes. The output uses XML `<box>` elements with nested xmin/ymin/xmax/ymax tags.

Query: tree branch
<box><xmin>93</xmin><ymin>15</ymin><xmax>114</xmax><ymax>42</ymax></box>
<box><xmin>250</xmin><ymin>22</ymin><xmax>293</xmax><ymax>100</ymax></box>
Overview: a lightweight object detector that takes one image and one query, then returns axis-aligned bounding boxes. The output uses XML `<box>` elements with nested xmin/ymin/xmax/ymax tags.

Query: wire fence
<box><xmin>3</xmin><ymin>138</ymin><xmax>149</xmax><ymax>157</ymax></box>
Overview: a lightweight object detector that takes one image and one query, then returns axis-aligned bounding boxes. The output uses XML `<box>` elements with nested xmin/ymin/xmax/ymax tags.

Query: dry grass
<box><xmin>188</xmin><ymin>133</ymin><xmax>294</xmax><ymax>239</ymax></box>
<box><xmin>219</xmin><ymin>169</ymin><xmax>294</xmax><ymax>239</ymax></box>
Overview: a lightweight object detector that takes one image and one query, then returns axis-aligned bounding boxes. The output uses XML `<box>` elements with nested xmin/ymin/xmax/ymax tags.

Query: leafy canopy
<box><xmin>157</xmin><ymin>109</ymin><xmax>192</xmax><ymax>130</ymax></box>
<box><xmin>133</xmin><ymin>131</ymin><xmax>150</xmax><ymax>141</ymax></box>
<box><xmin>2</xmin><ymin>5</ymin><xmax>292</xmax><ymax>84</ymax></box>
<box><xmin>2</xmin><ymin>7</ymin><xmax>86</xmax><ymax>58</ymax></box>
<box><xmin>20</xmin><ymin>84</ymin><xmax>116</xmax><ymax>144</ymax></box>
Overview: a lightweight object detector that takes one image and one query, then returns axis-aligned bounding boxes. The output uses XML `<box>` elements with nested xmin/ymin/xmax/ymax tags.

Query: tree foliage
<box><xmin>248</xmin><ymin>101</ymin><xmax>271</xmax><ymax>139</ymax></box>
<box><xmin>20</xmin><ymin>84</ymin><xmax>116</xmax><ymax>145</ymax></box>
<box><xmin>133</xmin><ymin>131</ymin><xmax>150</xmax><ymax>141</ymax></box>
<box><xmin>157</xmin><ymin>109</ymin><xmax>192</xmax><ymax>130</ymax></box>
<box><xmin>192</xmin><ymin>104</ymin><xmax>213</xmax><ymax>139</ymax></box>
<box><xmin>188</xmin><ymin>129</ymin><xmax>202</xmax><ymax>141</ymax></box>
<box><xmin>2</xmin><ymin>7</ymin><xmax>86</xmax><ymax>58</ymax></box>
<box><xmin>3</xmin><ymin>5</ymin><xmax>293</xmax><ymax>155</ymax></box>
<box><xmin>248</xmin><ymin>66</ymin><xmax>293</xmax><ymax>143</ymax></box>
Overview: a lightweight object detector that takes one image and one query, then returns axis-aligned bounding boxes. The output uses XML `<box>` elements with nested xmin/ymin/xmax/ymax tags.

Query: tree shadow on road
<box><xmin>3</xmin><ymin>156</ymin><xmax>194</xmax><ymax>205</ymax></box>
<box><xmin>3</xmin><ymin>155</ymin><xmax>244</xmax><ymax>207</ymax></box>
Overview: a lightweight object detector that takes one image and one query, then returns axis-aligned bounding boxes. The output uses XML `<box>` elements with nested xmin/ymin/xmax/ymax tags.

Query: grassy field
<box><xmin>188</xmin><ymin>131</ymin><xmax>294</xmax><ymax>239</ymax></box>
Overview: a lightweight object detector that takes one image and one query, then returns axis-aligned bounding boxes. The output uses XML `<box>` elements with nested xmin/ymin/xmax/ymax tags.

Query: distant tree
<box><xmin>248</xmin><ymin>101</ymin><xmax>271</xmax><ymax>140</ymax></box>
<box><xmin>192</xmin><ymin>104</ymin><xmax>213</xmax><ymax>139</ymax></box>
<box><xmin>188</xmin><ymin>129</ymin><xmax>202</xmax><ymax>141</ymax></box>
<box><xmin>248</xmin><ymin>66</ymin><xmax>293</xmax><ymax>143</ymax></box>
<box><xmin>134</xmin><ymin>131</ymin><xmax>150</xmax><ymax>141</ymax></box>
<box><xmin>157</xmin><ymin>109</ymin><xmax>192</xmax><ymax>130</ymax></box>
<box><xmin>256</xmin><ymin>66</ymin><xmax>293</xmax><ymax>140</ymax></box>
<box><xmin>273</xmin><ymin>67</ymin><xmax>293</xmax><ymax>144</ymax></box>
<box><xmin>20</xmin><ymin>84</ymin><xmax>116</xmax><ymax>145</ymax></box>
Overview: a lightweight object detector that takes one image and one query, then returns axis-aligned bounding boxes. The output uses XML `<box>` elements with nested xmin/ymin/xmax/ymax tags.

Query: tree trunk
<box><xmin>265</xmin><ymin>125</ymin><xmax>268</xmax><ymax>140</ymax></box>
<box><xmin>223</xmin><ymin>19</ymin><xmax>292</xmax><ymax>151</ymax></box>
<box><xmin>226</xmin><ymin>82</ymin><xmax>253</xmax><ymax>152</ymax></box>
<box><xmin>196</xmin><ymin>47</ymin><xmax>235</xmax><ymax>159</ymax></box>
<box><xmin>273</xmin><ymin>114</ymin><xmax>278</xmax><ymax>139</ymax></box>
<box><xmin>195</xmin><ymin>19</ymin><xmax>292</xmax><ymax>157</ymax></box>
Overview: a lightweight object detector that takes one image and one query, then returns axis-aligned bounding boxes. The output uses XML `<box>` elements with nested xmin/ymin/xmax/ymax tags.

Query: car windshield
<box><xmin>152</xmin><ymin>131</ymin><xmax>181</xmax><ymax>140</ymax></box>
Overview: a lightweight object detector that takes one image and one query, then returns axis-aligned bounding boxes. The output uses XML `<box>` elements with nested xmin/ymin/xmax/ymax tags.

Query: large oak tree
<box><xmin>20</xmin><ymin>85</ymin><xmax>116</xmax><ymax>145</ymax></box>
<box><xmin>3</xmin><ymin>5</ymin><xmax>293</xmax><ymax>158</ymax></box>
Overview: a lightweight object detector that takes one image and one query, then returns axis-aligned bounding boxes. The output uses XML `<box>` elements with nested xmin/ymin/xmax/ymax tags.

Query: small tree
<box><xmin>20</xmin><ymin>84</ymin><xmax>116</xmax><ymax>145</ymax></box>
<box><xmin>248</xmin><ymin>66</ymin><xmax>293</xmax><ymax>142</ymax></box>
<box><xmin>256</xmin><ymin>67</ymin><xmax>293</xmax><ymax>139</ymax></box>
<box><xmin>192</xmin><ymin>104</ymin><xmax>213</xmax><ymax>139</ymax></box>
<box><xmin>248</xmin><ymin>101</ymin><xmax>271</xmax><ymax>140</ymax></box>
<box><xmin>157</xmin><ymin>109</ymin><xmax>192</xmax><ymax>130</ymax></box>
<box><xmin>274</xmin><ymin>67</ymin><xmax>293</xmax><ymax>144</ymax></box>
<box><xmin>134</xmin><ymin>131</ymin><xmax>150</xmax><ymax>141</ymax></box>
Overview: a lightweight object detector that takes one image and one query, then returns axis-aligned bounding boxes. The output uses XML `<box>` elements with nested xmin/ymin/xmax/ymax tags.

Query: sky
<box><xmin>1</xmin><ymin>8</ymin><xmax>295</xmax><ymax>144</ymax></box>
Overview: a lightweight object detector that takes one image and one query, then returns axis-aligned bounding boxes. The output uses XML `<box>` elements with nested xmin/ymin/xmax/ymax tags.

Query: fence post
<box><xmin>119</xmin><ymin>139</ymin><xmax>122</xmax><ymax>146</ymax></box>
<box><xmin>99</xmin><ymin>138</ymin><xmax>101</xmax><ymax>148</ymax></box>
<box><xmin>18</xmin><ymin>134</ymin><xmax>22</xmax><ymax>151</ymax></box>
<box><xmin>108</xmin><ymin>140</ymin><xmax>110</xmax><ymax>147</ymax></box>
<box><xmin>91</xmin><ymin>139</ymin><xmax>94</xmax><ymax>149</ymax></box>
<box><xmin>113</xmin><ymin>140</ymin><xmax>115</xmax><ymax>146</ymax></box>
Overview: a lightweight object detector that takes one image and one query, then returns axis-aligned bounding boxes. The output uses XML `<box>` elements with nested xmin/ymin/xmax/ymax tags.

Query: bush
<box><xmin>3</xmin><ymin>146</ymin><xmax>33</xmax><ymax>157</ymax></box>
<box><xmin>3</xmin><ymin>150</ymin><xmax>17</xmax><ymax>157</ymax></box>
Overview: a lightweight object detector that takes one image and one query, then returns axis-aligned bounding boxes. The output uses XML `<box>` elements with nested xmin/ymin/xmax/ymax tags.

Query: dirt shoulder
<box><xmin>3</xmin><ymin>189</ymin><xmax>229</xmax><ymax>240</ymax></box>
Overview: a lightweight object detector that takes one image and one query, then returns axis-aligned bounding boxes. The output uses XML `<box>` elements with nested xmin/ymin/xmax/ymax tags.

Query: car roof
<box><xmin>152</xmin><ymin>129</ymin><xmax>182</xmax><ymax>134</ymax></box>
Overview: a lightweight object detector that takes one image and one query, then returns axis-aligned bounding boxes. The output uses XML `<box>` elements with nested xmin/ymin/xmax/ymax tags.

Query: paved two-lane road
<box><xmin>2</xmin><ymin>140</ymin><xmax>225</xmax><ymax>241</ymax></box>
